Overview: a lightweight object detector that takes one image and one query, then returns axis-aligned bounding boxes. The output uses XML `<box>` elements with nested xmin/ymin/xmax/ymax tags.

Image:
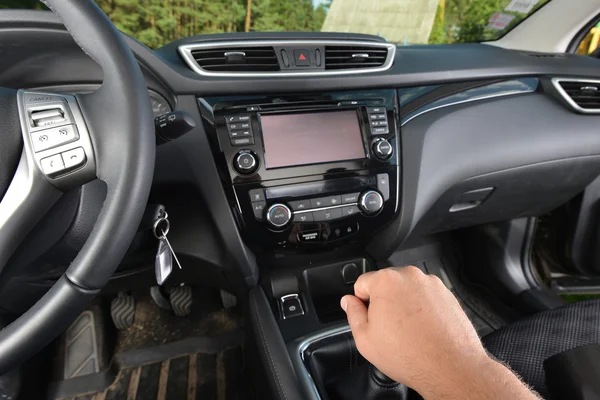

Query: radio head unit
<box><xmin>205</xmin><ymin>89</ymin><xmax>400</xmax><ymax>250</ymax></box>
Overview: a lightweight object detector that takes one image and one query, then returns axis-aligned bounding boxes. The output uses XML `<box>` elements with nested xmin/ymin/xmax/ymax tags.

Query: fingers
<box><xmin>341</xmin><ymin>295</ymin><xmax>369</xmax><ymax>338</ymax></box>
<box><xmin>353</xmin><ymin>271</ymin><xmax>377</xmax><ymax>301</ymax></box>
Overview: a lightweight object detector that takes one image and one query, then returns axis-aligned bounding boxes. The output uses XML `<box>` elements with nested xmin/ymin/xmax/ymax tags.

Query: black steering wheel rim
<box><xmin>0</xmin><ymin>0</ymin><xmax>155</xmax><ymax>372</ymax></box>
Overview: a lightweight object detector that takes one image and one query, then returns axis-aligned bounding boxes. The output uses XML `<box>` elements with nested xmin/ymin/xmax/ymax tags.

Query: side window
<box><xmin>576</xmin><ymin>21</ymin><xmax>600</xmax><ymax>55</ymax></box>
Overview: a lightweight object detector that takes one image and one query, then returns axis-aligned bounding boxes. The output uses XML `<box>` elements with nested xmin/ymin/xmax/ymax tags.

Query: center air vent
<box><xmin>179</xmin><ymin>40</ymin><xmax>396</xmax><ymax>77</ymax></box>
<box><xmin>190</xmin><ymin>46</ymin><xmax>279</xmax><ymax>72</ymax></box>
<box><xmin>552</xmin><ymin>78</ymin><xmax>600</xmax><ymax>113</ymax></box>
<box><xmin>325</xmin><ymin>45</ymin><xmax>389</xmax><ymax>70</ymax></box>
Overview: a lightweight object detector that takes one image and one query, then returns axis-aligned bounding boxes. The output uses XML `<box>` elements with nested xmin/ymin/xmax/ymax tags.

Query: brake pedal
<box><xmin>110</xmin><ymin>292</ymin><xmax>135</xmax><ymax>330</ymax></box>
<box><xmin>168</xmin><ymin>285</ymin><xmax>192</xmax><ymax>316</ymax></box>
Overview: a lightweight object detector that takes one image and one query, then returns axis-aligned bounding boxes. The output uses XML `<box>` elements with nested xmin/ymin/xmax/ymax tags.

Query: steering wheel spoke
<box><xmin>0</xmin><ymin>0</ymin><xmax>155</xmax><ymax>374</ymax></box>
<box><xmin>17</xmin><ymin>90</ymin><xmax>97</xmax><ymax>190</ymax></box>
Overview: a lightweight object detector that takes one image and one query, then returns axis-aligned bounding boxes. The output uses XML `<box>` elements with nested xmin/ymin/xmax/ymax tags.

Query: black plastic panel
<box><xmin>369</xmin><ymin>93</ymin><xmax>600</xmax><ymax>257</ymax></box>
<box><xmin>200</xmin><ymin>90</ymin><xmax>400</xmax><ymax>253</ymax></box>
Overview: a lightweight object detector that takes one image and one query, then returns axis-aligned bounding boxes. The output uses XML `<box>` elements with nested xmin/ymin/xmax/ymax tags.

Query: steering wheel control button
<box><xmin>248</xmin><ymin>189</ymin><xmax>265</xmax><ymax>203</ymax></box>
<box><xmin>313</xmin><ymin>207</ymin><xmax>342</xmax><ymax>222</ymax></box>
<box><xmin>293</xmin><ymin>49</ymin><xmax>311</xmax><ymax>66</ymax></box>
<box><xmin>252</xmin><ymin>201</ymin><xmax>266</xmax><ymax>220</ymax></box>
<box><xmin>342</xmin><ymin>205</ymin><xmax>360</xmax><ymax>217</ymax></box>
<box><xmin>30</xmin><ymin>108</ymin><xmax>67</xmax><ymax>128</ymax></box>
<box><xmin>280</xmin><ymin>294</ymin><xmax>304</xmax><ymax>320</ymax></box>
<box><xmin>342</xmin><ymin>192</ymin><xmax>360</xmax><ymax>204</ymax></box>
<box><xmin>61</xmin><ymin>147</ymin><xmax>86</xmax><ymax>170</ymax></box>
<box><xmin>377</xmin><ymin>173</ymin><xmax>390</xmax><ymax>200</ymax></box>
<box><xmin>359</xmin><ymin>190</ymin><xmax>384</xmax><ymax>214</ymax></box>
<box><xmin>373</xmin><ymin>139</ymin><xmax>393</xmax><ymax>160</ymax></box>
<box><xmin>24</xmin><ymin>93</ymin><xmax>66</xmax><ymax>105</ymax></box>
<box><xmin>293</xmin><ymin>212</ymin><xmax>314</xmax><ymax>223</ymax></box>
<box><xmin>233</xmin><ymin>151</ymin><xmax>258</xmax><ymax>174</ymax></box>
<box><xmin>31</xmin><ymin>124</ymin><xmax>79</xmax><ymax>153</ymax></box>
<box><xmin>267</xmin><ymin>204</ymin><xmax>292</xmax><ymax>228</ymax></box>
<box><xmin>40</xmin><ymin>154</ymin><xmax>66</xmax><ymax>177</ymax></box>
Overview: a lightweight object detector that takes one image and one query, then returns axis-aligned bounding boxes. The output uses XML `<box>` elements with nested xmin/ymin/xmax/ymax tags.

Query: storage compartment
<box><xmin>414</xmin><ymin>156</ymin><xmax>600</xmax><ymax>235</ymax></box>
<box><xmin>303</xmin><ymin>259</ymin><xmax>368</xmax><ymax>323</ymax></box>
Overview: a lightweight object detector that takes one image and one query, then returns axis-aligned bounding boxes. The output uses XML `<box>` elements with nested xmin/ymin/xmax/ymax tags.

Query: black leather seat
<box><xmin>482</xmin><ymin>299</ymin><xmax>600</xmax><ymax>399</ymax></box>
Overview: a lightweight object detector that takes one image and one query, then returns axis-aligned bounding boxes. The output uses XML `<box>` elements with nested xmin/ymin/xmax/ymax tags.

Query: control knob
<box><xmin>266</xmin><ymin>204</ymin><xmax>292</xmax><ymax>228</ymax></box>
<box><xmin>234</xmin><ymin>150</ymin><xmax>258</xmax><ymax>174</ymax></box>
<box><xmin>372</xmin><ymin>138</ymin><xmax>393</xmax><ymax>160</ymax></box>
<box><xmin>359</xmin><ymin>190</ymin><xmax>384</xmax><ymax>215</ymax></box>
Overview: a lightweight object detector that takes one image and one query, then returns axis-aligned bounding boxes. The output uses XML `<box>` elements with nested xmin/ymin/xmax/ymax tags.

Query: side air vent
<box><xmin>325</xmin><ymin>45</ymin><xmax>389</xmax><ymax>70</ymax></box>
<box><xmin>552</xmin><ymin>78</ymin><xmax>600</xmax><ymax>113</ymax></box>
<box><xmin>190</xmin><ymin>46</ymin><xmax>279</xmax><ymax>72</ymax></box>
<box><xmin>179</xmin><ymin>40</ymin><xmax>396</xmax><ymax>77</ymax></box>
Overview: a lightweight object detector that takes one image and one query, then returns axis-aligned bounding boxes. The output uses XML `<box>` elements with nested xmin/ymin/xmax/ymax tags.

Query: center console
<box><xmin>200</xmin><ymin>89</ymin><xmax>404</xmax><ymax>400</ymax></box>
<box><xmin>201</xmin><ymin>89</ymin><xmax>400</xmax><ymax>253</ymax></box>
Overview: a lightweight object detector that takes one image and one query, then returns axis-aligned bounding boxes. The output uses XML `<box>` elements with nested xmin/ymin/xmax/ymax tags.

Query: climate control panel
<box><xmin>236</xmin><ymin>172</ymin><xmax>397</xmax><ymax>249</ymax></box>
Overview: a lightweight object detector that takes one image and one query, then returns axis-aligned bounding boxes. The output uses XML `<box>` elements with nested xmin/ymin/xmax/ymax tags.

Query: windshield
<box><xmin>3</xmin><ymin>0</ymin><xmax>550</xmax><ymax>49</ymax></box>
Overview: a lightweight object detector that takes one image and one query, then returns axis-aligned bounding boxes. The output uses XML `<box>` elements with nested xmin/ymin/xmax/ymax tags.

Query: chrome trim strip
<box><xmin>178</xmin><ymin>40</ymin><xmax>396</xmax><ymax>77</ymax></box>
<box><xmin>551</xmin><ymin>77</ymin><xmax>600</xmax><ymax>114</ymax></box>
<box><xmin>288</xmin><ymin>324</ymin><xmax>351</xmax><ymax>400</ymax></box>
<box><xmin>401</xmin><ymin>78</ymin><xmax>539</xmax><ymax>126</ymax></box>
<box><xmin>294</xmin><ymin>202</ymin><xmax>357</xmax><ymax>214</ymax></box>
<box><xmin>280</xmin><ymin>294</ymin><xmax>305</xmax><ymax>320</ymax></box>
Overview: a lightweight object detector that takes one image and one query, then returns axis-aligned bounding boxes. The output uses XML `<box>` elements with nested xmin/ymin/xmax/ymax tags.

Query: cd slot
<box><xmin>265</xmin><ymin>176</ymin><xmax>377</xmax><ymax>199</ymax></box>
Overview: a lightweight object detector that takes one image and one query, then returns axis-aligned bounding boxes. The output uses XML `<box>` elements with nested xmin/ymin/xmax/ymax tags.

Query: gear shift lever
<box><xmin>333</xmin><ymin>363</ymin><xmax>408</xmax><ymax>400</ymax></box>
<box><xmin>371</xmin><ymin>366</ymin><xmax>397</xmax><ymax>386</ymax></box>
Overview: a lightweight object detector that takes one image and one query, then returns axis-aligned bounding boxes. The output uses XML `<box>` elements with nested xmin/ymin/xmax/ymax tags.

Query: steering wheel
<box><xmin>0</xmin><ymin>0</ymin><xmax>154</xmax><ymax>372</ymax></box>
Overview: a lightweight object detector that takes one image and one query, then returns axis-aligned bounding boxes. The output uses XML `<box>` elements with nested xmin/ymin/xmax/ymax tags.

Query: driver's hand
<box><xmin>341</xmin><ymin>267</ymin><xmax>539</xmax><ymax>399</ymax></box>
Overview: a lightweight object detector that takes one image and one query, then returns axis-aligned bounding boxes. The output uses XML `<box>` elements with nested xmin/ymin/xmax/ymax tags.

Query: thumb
<box><xmin>341</xmin><ymin>295</ymin><xmax>369</xmax><ymax>339</ymax></box>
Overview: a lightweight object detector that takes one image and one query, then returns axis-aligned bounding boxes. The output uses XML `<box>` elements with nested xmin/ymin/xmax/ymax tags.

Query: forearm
<box><xmin>418</xmin><ymin>356</ymin><xmax>540</xmax><ymax>400</ymax></box>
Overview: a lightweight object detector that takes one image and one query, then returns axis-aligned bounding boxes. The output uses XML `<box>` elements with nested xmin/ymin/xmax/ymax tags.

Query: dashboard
<box><xmin>2</xmin><ymin>10</ymin><xmax>600</xmax><ymax>311</ymax></box>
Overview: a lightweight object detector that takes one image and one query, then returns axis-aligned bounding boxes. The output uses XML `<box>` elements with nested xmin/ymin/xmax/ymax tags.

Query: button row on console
<box><xmin>297</xmin><ymin>222</ymin><xmax>359</xmax><ymax>243</ymax></box>
<box><xmin>367</xmin><ymin>107</ymin><xmax>389</xmax><ymax>135</ymax></box>
<box><xmin>289</xmin><ymin>193</ymin><xmax>360</xmax><ymax>211</ymax></box>
<box><xmin>293</xmin><ymin>205</ymin><xmax>360</xmax><ymax>223</ymax></box>
<box><xmin>226</xmin><ymin>114</ymin><xmax>254</xmax><ymax>146</ymax></box>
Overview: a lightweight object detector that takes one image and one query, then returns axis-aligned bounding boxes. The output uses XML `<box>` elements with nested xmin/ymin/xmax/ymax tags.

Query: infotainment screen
<box><xmin>260</xmin><ymin>110</ymin><xmax>365</xmax><ymax>169</ymax></box>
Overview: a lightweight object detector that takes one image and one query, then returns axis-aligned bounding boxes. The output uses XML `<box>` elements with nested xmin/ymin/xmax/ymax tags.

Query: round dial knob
<box><xmin>359</xmin><ymin>190</ymin><xmax>384</xmax><ymax>214</ymax></box>
<box><xmin>266</xmin><ymin>204</ymin><xmax>292</xmax><ymax>228</ymax></box>
<box><xmin>372</xmin><ymin>139</ymin><xmax>393</xmax><ymax>160</ymax></box>
<box><xmin>234</xmin><ymin>150</ymin><xmax>258</xmax><ymax>174</ymax></box>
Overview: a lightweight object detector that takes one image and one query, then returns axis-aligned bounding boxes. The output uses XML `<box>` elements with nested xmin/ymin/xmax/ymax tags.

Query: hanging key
<box><xmin>153</xmin><ymin>212</ymin><xmax>182</xmax><ymax>285</ymax></box>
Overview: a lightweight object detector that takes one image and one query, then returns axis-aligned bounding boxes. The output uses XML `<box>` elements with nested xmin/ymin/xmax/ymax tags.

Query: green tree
<box><xmin>429</xmin><ymin>0</ymin><xmax>550</xmax><ymax>44</ymax></box>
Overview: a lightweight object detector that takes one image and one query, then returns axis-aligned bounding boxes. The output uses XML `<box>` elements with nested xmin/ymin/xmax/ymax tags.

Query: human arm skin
<box><xmin>340</xmin><ymin>267</ymin><xmax>540</xmax><ymax>400</ymax></box>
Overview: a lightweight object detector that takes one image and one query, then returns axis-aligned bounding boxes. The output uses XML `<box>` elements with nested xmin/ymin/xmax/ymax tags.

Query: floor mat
<box><xmin>51</xmin><ymin>287</ymin><xmax>250</xmax><ymax>400</ymax></box>
<box><xmin>62</xmin><ymin>345</ymin><xmax>245</xmax><ymax>400</ymax></box>
<box><xmin>116</xmin><ymin>289</ymin><xmax>240</xmax><ymax>353</ymax></box>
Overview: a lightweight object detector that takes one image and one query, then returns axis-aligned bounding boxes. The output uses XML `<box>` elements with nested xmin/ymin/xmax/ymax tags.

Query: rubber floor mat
<box><xmin>62</xmin><ymin>346</ymin><xmax>246</xmax><ymax>400</ymax></box>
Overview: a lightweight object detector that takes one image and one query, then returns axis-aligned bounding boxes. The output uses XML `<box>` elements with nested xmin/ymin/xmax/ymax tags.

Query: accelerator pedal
<box><xmin>110</xmin><ymin>292</ymin><xmax>135</xmax><ymax>330</ymax></box>
<box><xmin>168</xmin><ymin>285</ymin><xmax>192</xmax><ymax>316</ymax></box>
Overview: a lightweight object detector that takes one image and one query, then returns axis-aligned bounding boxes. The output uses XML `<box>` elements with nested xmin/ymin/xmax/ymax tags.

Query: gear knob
<box><xmin>371</xmin><ymin>366</ymin><xmax>397</xmax><ymax>385</ymax></box>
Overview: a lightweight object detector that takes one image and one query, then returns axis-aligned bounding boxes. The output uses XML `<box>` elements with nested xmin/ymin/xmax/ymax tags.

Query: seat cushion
<box><xmin>482</xmin><ymin>299</ymin><xmax>600</xmax><ymax>398</ymax></box>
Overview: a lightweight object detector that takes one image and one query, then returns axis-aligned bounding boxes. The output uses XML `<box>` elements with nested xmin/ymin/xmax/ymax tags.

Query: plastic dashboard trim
<box><xmin>178</xmin><ymin>40</ymin><xmax>397</xmax><ymax>77</ymax></box>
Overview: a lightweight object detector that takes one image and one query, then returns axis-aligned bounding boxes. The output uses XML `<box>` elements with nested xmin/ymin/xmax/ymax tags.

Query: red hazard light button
<box><xmin>293</xmin><ymin>49</ymin><xmax>311</xmax><ymax>67</ymax></box>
